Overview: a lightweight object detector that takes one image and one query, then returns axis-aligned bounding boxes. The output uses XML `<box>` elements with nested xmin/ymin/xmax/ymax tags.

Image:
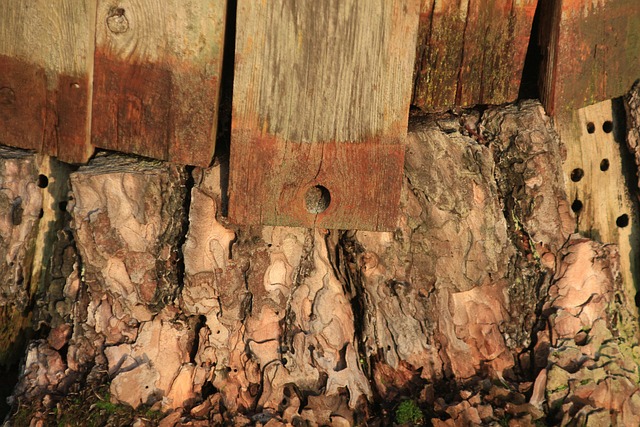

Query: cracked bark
<box><xmin>7</xmin><ymin>99</ymin><xmax>640</xmax><ymax>426</ymax></box>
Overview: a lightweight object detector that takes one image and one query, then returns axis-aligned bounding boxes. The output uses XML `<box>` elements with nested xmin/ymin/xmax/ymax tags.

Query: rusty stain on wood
<box><xmin>230</xmin><ymin>0</ymin><xmax>420</xmax><ymax>231</ymax></box>
<box><xmin>412</xmin><ymin>0</ymin><xmax>537</xmax><ymax>112</ymax></box>
<box><xmin>0</xmin><ymin>1</ymin><xmax>96</xmax><ymax>163</ymax></box>
<box><xmin>91</xmin><ymin>0</ymin><xmax>226</xmax><ymax>167</ymax></box>
<box><xmin>539</xmin><ymin>0</ymin><xmax>640</xmax><ymax>116</ymax></box>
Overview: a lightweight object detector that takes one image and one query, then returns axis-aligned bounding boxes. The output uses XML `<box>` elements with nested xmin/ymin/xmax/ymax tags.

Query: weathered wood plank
<box><xmin>555</xmin><ymin>100</ymin><xmax>639</xmax><ymax>312</ymax></box>
<box><xmin>412</xmin><ymin>0</ymin><xmax>537</xmax><ymax>111</ymax></box>
<box><xmin>539</xmin><ymin>0</ymin><xmax>640</xmax><ymax>116</ymax></box>
<box><xmin>91</xmin><ymin>0</ymin><xmax>226</xmax><ymax>167</ymax></box>
<box><xmin>0</xmin><ymin>1</ymin><xmax>96</xmax><ymax>163</ymax></box>
<box><xmin>230</xmin><ymin>0</ymin><xmax>420</xmax><ymax>231</ymax></box>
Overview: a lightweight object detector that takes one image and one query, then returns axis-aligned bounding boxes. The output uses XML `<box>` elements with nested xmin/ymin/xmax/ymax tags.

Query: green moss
<box><xmin>395</xmin><ymin>400</ymin><xmax>423</xmax><ymax>425</ymax></box>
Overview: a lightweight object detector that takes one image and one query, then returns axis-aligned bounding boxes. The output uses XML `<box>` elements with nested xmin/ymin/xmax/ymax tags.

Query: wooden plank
<box><xmin>539</xmin><ymin>0</ymin><xmax>640</xmax><ymax>116</ymax></box>
<box><xmin>91</xmin><ymin>0</ymin><xmax>226</xmax><ymax>167</ymax></box>
<box><xmin>0</xmin><ymin>1</ymin><xmax>96</xmax><ymax>163</ymax></box>
<box><xmin>412</xmin><ymin>0</ymin><xmax>537</xmax><ymax>111</ymax></box>
<box><xmin>230</xmin><ymin>0</ymin><xmax>420</xmax><ymax>231</ymax></box>
<box><xmin>556</xmin><ymin>100</ymin><xmax>639</xmax><ymax>312</ymax></box>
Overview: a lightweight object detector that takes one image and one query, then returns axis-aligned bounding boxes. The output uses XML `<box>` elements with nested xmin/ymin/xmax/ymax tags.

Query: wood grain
<box><xmin>412</xmin><ymin>0</ymin><xmax>537</xmax><ymax>112</ymax></box>
<box><xmin>539</xmin><ymin>0</ymin><xmax>640</xmax><ymax>116</ymax></box>
<box><xmin>556</xmin><ymin>100</ymin><xmax>639</xmax><ymax>312</ymax></box>
<box><xmin>91</xmin><ymin>0</ymin><xmax>226</xmax><ymax>167</ymax></box>
<box><xmin>230</xmin><ymin>0</ymin><xmax>420</xmax><ymax>230</ymax></box>
<box><xmin>0</xmin><ymin>1</ymin><xmax>96</xmax><ymax>163</ymax></box>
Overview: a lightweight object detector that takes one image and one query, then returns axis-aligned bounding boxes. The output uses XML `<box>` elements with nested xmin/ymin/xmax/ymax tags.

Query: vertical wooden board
<box><xmin>413</xmin><ymin>0</ymin><xmax>537</xmax><ymax>111</ymax></box>
<box><xmin>540</xmin><ymin>0</ymin><xmax>640</xmax><ymax>116</ymax></box>
<box><xmin>230</xmin><ymin>0</ymin><xmax>420</xmax><ymax>231</ymax></box>
<box><xmin>92</xmin><ymin>0</ymin><xmax>226</xmax><ymax>167</ymax></box>
<box><xmin>557</xmin><ymin>100</ymin><xmax>639</xmax><ymax>310</ymax></box>
<box><xmin>0</xmin><ymin>1</ymin><xmax>96</xmax><ymax>163</ymax></box>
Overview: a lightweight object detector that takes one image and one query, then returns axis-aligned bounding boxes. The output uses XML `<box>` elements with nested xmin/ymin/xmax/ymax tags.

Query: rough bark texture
<box><xmin>0</xmin><ymin>148</ymin><xmax>42</xmax><ymax>367</ymax></box>
<box><xmin>6</xmin><ymin>99</ymin><xmax>640</xmax><ymax>426</ymax></box>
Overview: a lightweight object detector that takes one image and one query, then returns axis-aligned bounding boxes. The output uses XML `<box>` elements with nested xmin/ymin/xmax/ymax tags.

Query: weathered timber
<box><xmin>229</xmin><ymin>0</ymin><xmax>420</xmax><ymax>231</ymax></box>
<box><xmin>554</xmin><ymin>100</ymin><xmax>639</xmax><ymax>312</ymax></box>
<box><xmin>0</xmin><ymin>148</ymin><xmax>43</xmax><ymax>368</ymax></box>
<box><xmin>0</xmin><ymin>1</ymin><xmax>96</xmax><ymax>163</ymax></box>
<box><xmin>412</xmin><ymin>0</ymin><xmax>537</xmax><ymax>111</ymax></box>
<box><xmin>91</xmin><ymin>0</ymin><xmax>226</xmax><ymax>167</ymax></box>
<box><xmin>538</xmin><ymin>0</ymin><xmax>640</xmax><ymax>116</ymax></box>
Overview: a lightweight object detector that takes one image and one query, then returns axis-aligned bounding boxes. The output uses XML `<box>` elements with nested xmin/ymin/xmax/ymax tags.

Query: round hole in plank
<box><xmin>571</xmin><ymin>199</ymin><xmax>583</xmax><ymax>213</ymax></box>
<box><xmin>603</xmin><ymin>121</ymin><xmax>613</xmax><ymax>133</ymax></box>
<box><xmin>616</xmin><ymin>214</ymin><xmax>630</xmax><ymax>228</ymax></box>
<box><xmin>304</xmin><ymin>185</ymin><xmax>331</xmax><ymax>214</ymax></box>
<box><xmin>600</xmin><ymin>159</ymin><xmax>610</xmax><ymax>171</ymax></box>
<box><xmin>37</xmin><ymin>174</ymin><xmax>48</xmax><ymax>188</ymax></box>
<box><xmin>586</xmin><ymin>122</ymin><xmax>596</xmax><ymax>134</ymax></box>
<box><xmin>570</xmin><ymin>168</ymin><xmax>584</xmax><ymax>182</ymax></box>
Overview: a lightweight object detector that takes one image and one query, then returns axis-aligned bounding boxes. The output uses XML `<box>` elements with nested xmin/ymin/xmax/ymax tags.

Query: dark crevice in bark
<box><xmin>280</xmin><ymin>229</ymin><xmax>315</xmax><ymax>356</ymax></box>
<box><xmin>488</xmin><ymin>112</ymin><xmax>552</xmax><ymax>383</ymax></box>
<box><xmin>150</xmin><ymin>164</ymin><xmax>192</xmax><ymax>312</ymax></box>
<box><xmin>173</xmin><ymin>165</ymin><xmax>195</xmax><ymax>298</ymax></box>
<box><xmin>332</xmin><ymin>232</ymin><xmax>371</xmax><ymax>378</ymax></box>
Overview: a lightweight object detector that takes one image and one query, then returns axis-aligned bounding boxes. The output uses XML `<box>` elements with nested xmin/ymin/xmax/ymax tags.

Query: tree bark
<box><xmin>6</xmin><ymin>99</ymin><xmax>640</xmax><ymax>426</ymax></box>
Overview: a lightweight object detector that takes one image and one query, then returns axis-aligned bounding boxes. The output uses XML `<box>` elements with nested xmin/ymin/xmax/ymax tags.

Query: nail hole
<box><xmin>304</xmin><ymin>185</ymin><xmax>331</xmax><ymax>214</ymax></box>
<box><xmin>37</xmin><ymin>174</ymin><xmax>48</xmax><ymax>188</ymax></box>
<box><xmin>616</xmin><ymin>214</ymin><xmax>629</xmax><ymax>228</ymax></box>
<box><xmin>603</xmin><ymin>121</ymin><xmax>613</xmax><ymax>133</ymax></box>
<box><xmin>600</xmin><ymin>159</ymin><xmax>610</xmax><ymax>171</ymax></box>
<box><xmin>570</xmin><ymin>168</ymin><xmax>584</xmax><ymax>182</ymax></box>
<box><xmin>571</xmin><ymin>199</ymin><xmax>583</xmax><ymax>213</ymax></box>
<box><xmin>586</xmin><ymin>122</ymin><xmax>595</xmax><ymax>134</ymax></box>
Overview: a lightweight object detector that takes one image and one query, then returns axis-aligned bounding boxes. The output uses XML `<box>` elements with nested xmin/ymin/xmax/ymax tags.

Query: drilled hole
<box><xmin>58</xmin><ymin>201</ymin><xmax>68</xmax><ymax>211</ymax></box>
<box><xmin>570</xmin><ymin>168</ymin><xmax>584</xmax><ymax>182</ymax></box>
<box><xmin>600</xmin><ymin>159</ymin><xmax>610</xmax><ymax>171</ymax></box>
<box><xmin>571</xmin><ymin>199</ymin><xmax>583</xmax><ymax>213</ymax></box>
<box><xmin>603</xmin><ymin>121</ymin><xmax>613</xmax><ymax>133</ymax></box>
<box><xmin>304</xmin><ymin>185</ymin><xmax>331</xmax><ymax>214</ymax></box>
<box><xmin>616</xmin><ymin>214</ymin><xmax>629</xmax><ymax>228</ymax></box>
<box><xmin>586</xmin><ymin>122</ymin><xmax>595</xmax><ymax>134</ymax></box>
<box><xmin>37</xmin><ymin>174</ymin><xmax>48</xmax><ymax>188</ymax></box>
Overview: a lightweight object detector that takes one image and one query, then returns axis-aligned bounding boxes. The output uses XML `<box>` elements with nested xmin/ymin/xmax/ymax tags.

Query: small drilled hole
<box><xmin>37</xmin><ymin>174</ymin><xmax>48</xmax><ymax>188</ymax></box>
<box><xmin>600</xmin><ymin>159</ymin><xmax>610</xmax><ymax>171</ymax></box>
<box><xmin>304</xmin><ymin>185</ymin><xmax>331</xmax><ymax>214</ymax></box>
<box><xmin>586</xmin><ymin>122</ymin><xmax>595</xmax><ymax>134</ymax></box>
<box><xmin>616</xmin><ymin>214</ymin><xmax>629</xmax><ymax>228</ymax></box>
<box><xmin>570</xmin><ymin>168</ymin><xmax>584</xmax><ymax>182</ymax></box>
<box><xmin>603</xmin><ymin>121</ymin><xmax>613</xmax><ymax>133</ymax></box>
<box><xmin>58</xmin><ymin>201</ymin><xmax>68</xmax><ymax>211</ymax></box>
<box><xmin>571</xmin><ymin>199</ymin><xmax>583</xmax><ymax>213</ymax></box>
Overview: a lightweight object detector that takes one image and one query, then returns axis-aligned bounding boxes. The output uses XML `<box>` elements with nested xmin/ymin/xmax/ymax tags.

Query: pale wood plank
<box><xmin>0</xmin><ymin>0</ymin><xmax>96</xmax><ymax>163</ymax></box>
<box><xmin>557</xmin><ymin>100</ymin><xmax>639</xmax><ymax>313</ymax></box>
<box><xmin>230</xmin><ymin>0</ymin><xmax>420</xmax><ymax>231</ymax></box>
<box><xmin>92</xmin><ymin>0</ymin><xmax>226</xmax><ymax>167</ymax></box>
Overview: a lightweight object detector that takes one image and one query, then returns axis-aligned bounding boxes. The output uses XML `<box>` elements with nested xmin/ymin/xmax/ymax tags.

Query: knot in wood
<box><xmin>107</xmin><ymin>8</ymin><xmax>129</xmax><ymax>34</ymax></box>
